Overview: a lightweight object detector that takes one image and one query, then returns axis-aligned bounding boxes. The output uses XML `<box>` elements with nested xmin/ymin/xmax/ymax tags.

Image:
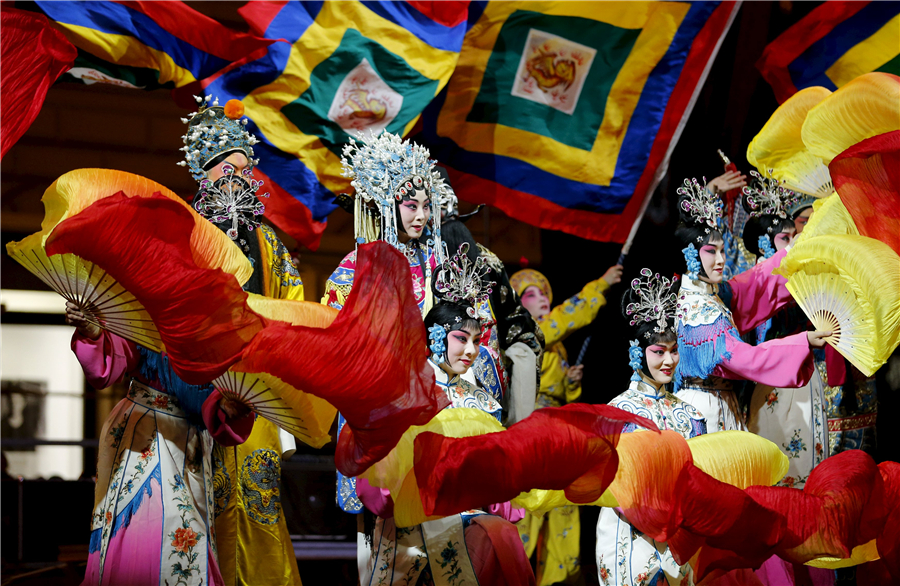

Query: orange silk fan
<box><xmin>6</xmin><ymin>169</ymin><xmax>252</xmax><ymax>351</ymax></box>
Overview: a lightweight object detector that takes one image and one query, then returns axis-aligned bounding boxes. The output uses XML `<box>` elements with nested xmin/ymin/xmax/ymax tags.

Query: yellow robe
<box><xmin>213</xmin><ymin>224</ymin><xmax>304</xmax><ymax>586</ymax></box>
<box><xmin>518</xmin><ymin>276</ymin><xmax>609</xmax><ymax>586</ymax></box>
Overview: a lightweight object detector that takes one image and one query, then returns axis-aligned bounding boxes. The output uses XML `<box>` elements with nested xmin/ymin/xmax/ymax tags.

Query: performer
<box><xmin>595</xmin><ymin>269</ymin><xmax>705</xmax><ymax>586</ymax></box>
<box><xmin>356</xmin><ymin>244</ymin><xmax>534</xmax><ymax>586</ymax></box>
<box><xmin>741</xmin><ymin>173</ymin><xmax>829</xmax><ymax>489</ymax></box>
<box><xmin>509</xmin><ymin>262</ymin><xmax>622</xmax><ymax>586</ymax></box>
<box><xmin>437</xmin><ymin>167</ymin><xmax>543</xmax><ymax>425</ymax></box>
<box><xmin>323</xmin><ymin>131</ymin><xmax>450</xmax><ymax>517</ymax></box>
<box><xmin>179</xmin><ymin>96</ymin><xmax>304</xmax><ymax>586</ymax></box>
<box><xmin>673</xmin><ymin>177</ymin><xmax>830</xmax><ymax>432</ymax></box>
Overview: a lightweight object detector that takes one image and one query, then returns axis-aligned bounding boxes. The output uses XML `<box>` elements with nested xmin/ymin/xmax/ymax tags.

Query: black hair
<box><xmin>674</xmin><ymin>212</ymin><xmax>723</xmax><ymax>279</ymax></box>
<box><xmin>620</xmin><ymin>275</ymin><xmax>678</xmax><ymax>374</ymax></box>
<box><xmin>423</xmin><ymin>302</ymin><xmax>481</xmax><ymax>361</ymax></box>
<box><xmin>202</xmin><ymin>148</ymin><xmax>245</xmax><ymax>171</ymax></box>
<box><xmin>441</xmin><ymin>219</ymin><xmax>481</xmax><ymax>264</ymax></box>
<box><xmin>741</xmin><ymin>213</ymin><xmax>794</xmax><ymax>257</ymax></box>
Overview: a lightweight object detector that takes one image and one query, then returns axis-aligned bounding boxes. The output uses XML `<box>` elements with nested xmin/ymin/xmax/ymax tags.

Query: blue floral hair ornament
<box><xmin>758</xmin><ymin>235</ymin><xmax>776</xmax><ymax>259</ymax></box>
<box><xmin>428</xmin><ymin>324</ymin><xmax>448</xmax><ymax>363</ymax></box>
<box><xmin>628</xmin><ymin>340</ymin><xmax>643</xmax><ymax>382</ymax></box>
<box><xmin>682</xmin><ymin>244</ymin><xmax>701</xmax><ymax>280</ymax></box>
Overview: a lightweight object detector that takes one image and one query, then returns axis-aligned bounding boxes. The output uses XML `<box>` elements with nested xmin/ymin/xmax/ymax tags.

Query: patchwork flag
<box><xmin>201</xmin><ymin>1</ymin><xmax>470</xmax><ymax>249</ymax></box>
<box><xmin>30</xmin><ymin>1</ymin><xmax>272</xmax><ymax>90</ymax></box>
<box><xmin>757</xmin><ymin>1</ymin><xmax>900</xmax><ymax>104</ymax></box>
<box><xmin>417</xmin><ymin>1</ymin><xmax>740</xmax><ymax>243</ymax></box>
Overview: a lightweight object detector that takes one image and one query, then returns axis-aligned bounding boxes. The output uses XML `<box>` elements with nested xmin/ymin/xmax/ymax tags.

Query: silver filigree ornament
<box><xmin>178</xmin><ymin>95</ymin><xmax>259</xmax><ymax>182</ymax></box>
<box><xmin>434</xmin><ymin>243</ymin><xmax>495</xmax><ymax>319</ymax></box>
<box><xmin>677</xmin><ymin>177</ymin><xmax>721</xmax><ymax>234</ymax></box>
<box><xmin>340</xmin><ymin>131</ymin><xmax>449</xmax><ymax>259</ymax></box>
<box><xmin>742</xmin><ymin>170</ymin><xmax>791</xmax><ymax>223</ymax></box>
<box><xmin>194</xmin><ymin>165</ymin><xmax>269</xmax><ymax>239</ymax></box>
<box><xmin>625</xmin><ymin>268</ymin><xmax>679</xmax><ymax>339</ymax></box>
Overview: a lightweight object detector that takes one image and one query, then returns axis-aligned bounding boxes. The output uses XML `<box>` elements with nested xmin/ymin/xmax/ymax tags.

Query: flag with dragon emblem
<box><xmin>417</xmin><ymin>1</ymin><xmax>741</xmax><ymax>243</ymax></box>
<box><xmin>202</xmin><ymin>0</ymin><xmax>470</xmax><ymax>249</ymax></box>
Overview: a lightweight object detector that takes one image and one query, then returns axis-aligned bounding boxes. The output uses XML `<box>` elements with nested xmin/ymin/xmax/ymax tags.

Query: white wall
<box><xmin>1</xmin><ymin>324</ymin><xmax>85</xmax><ymax>479</ymax></box>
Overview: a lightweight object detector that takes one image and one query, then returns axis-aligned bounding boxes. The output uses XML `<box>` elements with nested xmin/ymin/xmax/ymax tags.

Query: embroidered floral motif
<box><xmin>597</xmin><ymin>555</ymin><xmax>611</xmax><ymax>585</ymax></box>
<box><xmin>765</xmin><ymin>390</ymin><xmax>780</xmax><ymax>413</ymax></box>
<box><xmin>167</xmin><ymin>473</ymin><xmax>205</xmax><ymax>586</ymax></box>
<box><xmin>782</xmin><ymin>429</ymin><xmax>807</xmax><ymax>459</ymax></box>
<box><xmin>119</xmin><ymin>439</ymin><xmax>156</xmax><ymax>503</ymax></box>
<box><xmin>240</xmin><ymin>448</ymin><xmax>282</xmax><ymax>525</ymax></box>
<box><xmin>108</xmin><ymin>421</ymin><xmax>126</xmax><ymax>449</ymax></box>
<box><xmin>438</xmin><ymin>539</ymin><xmax>464</xmax><ymax>584</ymax></box>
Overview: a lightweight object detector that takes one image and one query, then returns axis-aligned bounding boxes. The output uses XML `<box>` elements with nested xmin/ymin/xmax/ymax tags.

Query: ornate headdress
<box><xmin>509</xmin><ymin>268</ymin><xmax>553</xmax><ymax>305</ymax></box>
<box><xmin>625</xmin><ymin>269</ymin><xmax>680</xmax><ymax>339</ymax></box>
<box><xmin>178</xmin><ymin>96</ymin><xmax>268</xmax><ymax>239</ymax></box>
<box><xmin>742</xmin><ymin>170</ymin><xmax>791</xmax><ymax>220</ymax></box>
<box><xmin>785</xmin><ymin>192</ymin><xmax>818</xmax><ymax>218</ymax></box>
<box><xmin>433</xmin><ymin>243</ymin><xmax>494</xmax><ymax>319</ymax></box>
<box><xmin>178</xmin><ymin>95</ymin><xmax>259</xmax><ymax>182</ymax></box>
<box><xmin>677</xmin><ymin>177</ymin><xmax>722</xmax><ymax>235</ymax></box>
<box><xmin>341</xmin><ymin>131</ymin><xmax>449</xmax><ymax>255</ymax></box>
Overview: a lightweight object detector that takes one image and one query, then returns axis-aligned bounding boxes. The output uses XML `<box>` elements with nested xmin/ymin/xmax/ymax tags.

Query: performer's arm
<box><xmin>725</xmin><ymin>248</ymin><xmax>794</xmax><ymax>333</ymax></box>
<box><xmin>539</xmin><ymin>277</ymin><xmax>611</xmax><ymax>347</ymax></box>
<box><xmin>70</xmin><ymin>330</ymin><xmax>140</xmax><ymax>389</ymax></box>
<box><xmin>713</xmin><ymin>332</ymin><xmax>815</xmax><ymax>388</ymax></box>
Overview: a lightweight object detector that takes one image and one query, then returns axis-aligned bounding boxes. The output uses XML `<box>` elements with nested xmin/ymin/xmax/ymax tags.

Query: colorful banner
<box><xmin>757</xmin><ymin>1</ymin><xmax>900</xmax><ymax>104</ymax></box>
<box><xmin>31</xmin><ymin>1</ymin><xmax>272</xmax><ymax>90</ymax></box>
<box><xmin>201</xmin><ymin>0</ymin><xmax>470</xmax><ymax>249</ymax></box>
<box><xmin>417</xmin><ymin>1</ymin><xmax>741</xmax><ymax>243</ymax></box>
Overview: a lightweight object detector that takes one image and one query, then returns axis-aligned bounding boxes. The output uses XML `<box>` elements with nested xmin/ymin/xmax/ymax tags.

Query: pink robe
<box><xmin>676</xmin><ymin>249</ymin><xmax>814</xmax><ymax>431</ymax></box>
<box><xmin>74</xmin><ymin>331</ymin><xmax>250</xmax><ymax>586</ymax></box>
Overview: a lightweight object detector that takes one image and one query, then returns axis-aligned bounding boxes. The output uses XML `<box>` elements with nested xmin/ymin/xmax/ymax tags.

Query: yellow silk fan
<box><xmin>5</xmin><ymin>169</ymin><xmax>252</xmax><ymax>351</ymax></box>
<box><xmin>213</xmin><ymin>295</ymin><xmax>340</xmax><ymax>448</ymax></box>
<box><xmin>747</xmin><ymin>86</ymin><xmax>834</xmax><ymax>198</ymax></box>
<box><xmin>778</xmin><ymin>234</ymin><xmax>900</xmax><ymax>376</ymax></box>
<box><xmin>793</xmin><ymin>193</ymin><xmax>859</xmax><ymax>249</ymax></box>
<box><xmin>802</xmin><ymin>72</ymin><xmax>900</xmax><ymax>165</ymax></box>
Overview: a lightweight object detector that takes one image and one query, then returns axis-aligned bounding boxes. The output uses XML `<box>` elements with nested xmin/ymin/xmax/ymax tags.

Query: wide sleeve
<box><xmin>70</xmin><ymin>329</ymin><xmax>139</xmax><ymax>389</ymax></box>
<box><xmin>201</xmin><ymin>389</ymin><xmax>255</xmax><ymax>447</ymax></box>
<box><xmin>539</xmin><ymin>278</ymin><xmax>610</xmax><ymax>347</ymax></box>
<box><xmin>725</xmin><ymin>248</ymin><xmax>795</xmax><ymax>333</ymax></box>
<box><xmin>258</xmin><ymin>224</ymin><xmax>305</xmax><ymax>301</ymax></box>
<box><xmin>713</xmin><ymin>331</ymin><xmax>815</xmax><ymax>388</ymax></box>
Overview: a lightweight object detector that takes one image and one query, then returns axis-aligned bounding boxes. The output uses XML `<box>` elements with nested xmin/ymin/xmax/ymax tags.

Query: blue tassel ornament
<box><xmin>675</xmin><ymin>314</ymin><xmax>740</xmax><ymax>390</ymax></box>
<box><xmin>138</xmin><ymin>346</ymin><xmax>214</xmax><ymax>417</ymax></box>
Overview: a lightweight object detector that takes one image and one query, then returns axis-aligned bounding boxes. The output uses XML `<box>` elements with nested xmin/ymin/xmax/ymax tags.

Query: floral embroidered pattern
<box><xmin>108</xmin><ymin>420</ymin><xmax>126</xmax><ymax>450</ymax></box>
<box><xmin>167</xmin><ymin>473</ymin><xmax>205</xmax><ymax>586</ymax></box>
<box><xmin>765</xmin><ymin>390</ymin><xmax>780</xmax><ymax>413</ymax></box>
<box><xmin>438</xmin><ymin>539</ymin><xmax>464</xmax><ymax>584</ymax></box>
<box><xmin>118</xmin><ymin>439</ymin><xmax>156</xmax><ymax>503</ymax></box>
<box><xmin>597</xmin><ymin>555</ymin><xmax>611</xmax><ymax>585</ymax></box>
<box><xmin>782</xmin><ymin>428</ymin><xmax>807</xmax><ymax>459</ymax></box>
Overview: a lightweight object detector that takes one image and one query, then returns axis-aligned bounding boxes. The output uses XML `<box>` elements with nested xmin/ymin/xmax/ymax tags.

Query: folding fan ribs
<box><xmin>6</xmin><ymin>168</ymin><xmax>253</xmax><ymax>355</ymax></box>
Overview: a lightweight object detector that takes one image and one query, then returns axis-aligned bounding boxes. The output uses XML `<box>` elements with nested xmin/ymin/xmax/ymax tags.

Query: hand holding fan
<box><xmin>5</xmin><ymin>169</ymin><xmax>252</xmax><ymax>352</ymax></box>
<box><xmin>777</xmin><ymin>234</ymin><xmax>900</xmax><ymax>376</ymax></box>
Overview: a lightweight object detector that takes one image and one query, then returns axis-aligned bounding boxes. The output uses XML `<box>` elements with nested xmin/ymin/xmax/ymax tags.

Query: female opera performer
<box><xmin>595</xmin><ymin>268</ymin><xmax>706</xmax><ymax>586</ymax></box>
<box><xmin>66</xmin><ymin>96</ymin><xmax>303</xmax><ymax>586</ymax></box>
<box><xmin>740</xmin><ymin>174</ymin><xmax>829</xmax><ymax>489</ymax></box>
<box><xmin>355</xmin><ymin>244</ymin><xmax>534</xmax><ymax>586</ymax></box>
<box><xmin>508</xmin><ymin>262</ymin><xmax>622</xmax><ymax>586</ymax></box>
<box><xmin>672</xmin><ymin>177</ymin><xmax>831</xmax><ymax>432</ymax></box>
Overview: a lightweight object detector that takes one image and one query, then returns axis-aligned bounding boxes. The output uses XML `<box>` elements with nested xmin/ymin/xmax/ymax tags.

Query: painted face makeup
<box><xmin>441</xmin><ymin>325</ymin><xmax>482</xmax><ymax>375</ymax></box>
<box><xmin>644</xmin><ymin>340</ymin><xmax>679</xmax><ymax>387</ymax></box>
<box><xmin>398</xmin><ymin>189</ymin><xmax>431</xmax><ymax>240</ymax></box>
<box><xmin>699</xmin><ymin>239</ymin><xmax>725</xmax><ymax>284</ymax></box>
<box><xmin>773</xmin><ymin>228</ymin><xmax>795</xmax><ymax>252</ymax></box>
<box><xmin>794</xmin><ymin>207</ymin><xmax>813</xmax><ymax>234</ymax></box>
<box><xmin>206</xmin><ymin>152</ymin><xmax>249</xmax><ymax>182</ymax></box>
<box><xmin>520</xmin><ymin>285</ymin><xmax>550</xmax><ymax>318</ymax></box>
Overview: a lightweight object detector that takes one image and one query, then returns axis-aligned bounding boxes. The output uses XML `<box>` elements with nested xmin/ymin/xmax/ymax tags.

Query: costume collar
<box><xmin>428</xmin><ymin>358</ymin><xmax>460</xmax><ymax>387</ymax></box>
<box><xmin>628</xmin><ymin>378</ymin><xmax>667</xmax><ymax>399</ymax></box>
<box><xmin>680</xmin><ymin>277</ymin><xmax>718</xmax><ymax>296</ymax></box>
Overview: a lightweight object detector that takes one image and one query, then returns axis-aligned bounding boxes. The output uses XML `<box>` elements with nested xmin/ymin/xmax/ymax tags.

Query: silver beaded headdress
<box><xmin>742</xmin><ymin>170</ymin><xmax>791</xmax><ymax>220</ymax></box>
<box><xmin>341</xmin><ymin>131</ymin><xmax>449</xmax><ymax>255</ymax></box>
<box><xmin>434</xmin><ymin>243</ymin><xmax>494</xmax><ymax>320</ymax></box>
<box><xmin>677</xmin><ymin>177</ymin><xmax>721</xmax><ymax>234</ymax></box>
<box><xmin>193</xmin><ymin>165</ymin><xmax>269</xmax><ymax>239</ymax></box>
<box><xmin>178</xmin><ymin>95</ymin><xmax>259</xmax><ymax>182</ymax></box>
<box><xmin>625</xmin><ymin>269</ymin><xmax>680</xmax><ymax>339</ymax></box>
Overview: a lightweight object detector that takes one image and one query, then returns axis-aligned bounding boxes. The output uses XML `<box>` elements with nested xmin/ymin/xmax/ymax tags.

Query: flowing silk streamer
<box><xmin>45</xmin><ymin>191</ymin><xmax>261</xmax><ymax>382</ymax></box>
<box><xmin>830</xmin><ymin>130</ymin><xmax>900</xmax><ymax>255</ymax></box>
<box><xmin>240</xmin><ymin>241</ymin><xmax>449</xmax><ymax>477</ymax></box>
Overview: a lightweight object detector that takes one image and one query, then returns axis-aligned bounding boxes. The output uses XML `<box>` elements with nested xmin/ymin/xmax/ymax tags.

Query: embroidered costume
<box><xmin>509</xmin><ymin>268</ymin><xmax>610</xmax><ymax>586</ymax></box>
